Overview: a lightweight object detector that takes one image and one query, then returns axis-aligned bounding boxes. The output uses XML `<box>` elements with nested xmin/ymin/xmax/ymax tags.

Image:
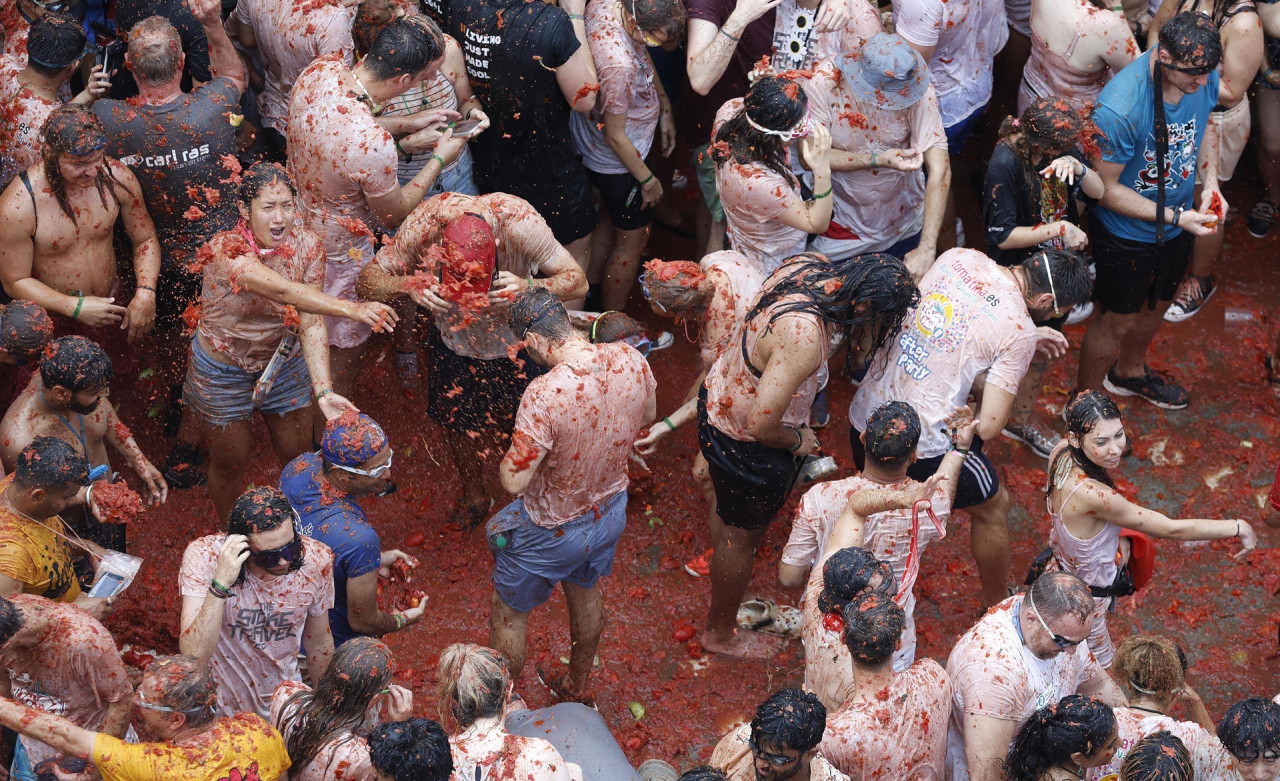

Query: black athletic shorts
<box><xmin>425</xmin><ymin>323</ymin><xmax>548</xmax><ymax>433</ymax></box>
<box><xmin>495</xmin><ymin>165</ymin><xmax>598</xmax><ymax>246</ymax></box>
<box><xmin>698</xmin><ymin>386</ymin><xmax>802</xmax><ymax>531</ymax></box>
<box><xmin>587</xmin><ymin>169</ymin><xmax>654</xmax><ymax>231</ymax></box>
<box><xmin>1089</xmin><ymin>211</ymin><xmax>1194</xmax><ymax>315</ymax></box>
<box><xmin>849</xmin><ymin>428</ymin><xmax>1000</xmax><ymax>509</ymax></box>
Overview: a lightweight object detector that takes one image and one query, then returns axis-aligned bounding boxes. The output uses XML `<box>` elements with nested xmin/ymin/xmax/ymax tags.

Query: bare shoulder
<box><xmin>0</xmin><ymin>174</ymin><xmax>36</xmax><ymax>227</ymax></box>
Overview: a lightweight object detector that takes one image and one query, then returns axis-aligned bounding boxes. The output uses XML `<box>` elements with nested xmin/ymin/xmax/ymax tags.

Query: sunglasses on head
<box><xmin>638</xmin><ymin>275</ymin><xmax>666</xmax><ymax>312</ymax></box>
<box><xmin>331</xmin><ymin>447</ymin><xmax>394</xmax><ymax>479</ymax></box>
<box><xmin>1027</xmin><ymin>589</ymin><xmax>1082</xmax><ymax>649</ymax></box>
<box><xmin>749</xmin><ymin>736</ymin><xmax>801</xmax><ymax>768</ymax></box>
<box><xmin>1160</xmin><ymin>59</ymin><xmax>1215</xmax><ymax>76</ymax></box>
<box><xmin>249</xmin><ymin>517</ymin><xmax>303</xmax><ymax>568</ymax></box>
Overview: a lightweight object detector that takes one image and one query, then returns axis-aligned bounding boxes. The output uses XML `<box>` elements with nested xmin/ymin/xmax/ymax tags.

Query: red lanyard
<box><xmin>895</xmin><ymin>499</ymin><xmax>946</xmax><ymax>606</ymax></box>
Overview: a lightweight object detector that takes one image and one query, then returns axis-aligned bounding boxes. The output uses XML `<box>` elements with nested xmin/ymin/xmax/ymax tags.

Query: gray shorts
<box><xmin>488</xmin><ymin>490</ymin><xmax>627</xmax><ymax>612</ymax></box>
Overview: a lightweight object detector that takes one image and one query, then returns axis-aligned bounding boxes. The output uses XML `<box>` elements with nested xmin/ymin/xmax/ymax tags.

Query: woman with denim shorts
<box><xmin>183</xmin><ymin>163</ymin><xmax>399</xmax><ymax>522</ymax></box>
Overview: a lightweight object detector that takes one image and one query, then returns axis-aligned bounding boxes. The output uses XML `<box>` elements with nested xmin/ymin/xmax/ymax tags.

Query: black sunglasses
<box><xmin>1160</xmin><ymin>60</ymin><xmax>1216</xmax><ymax>76</ymax></box>
<box><xmin>249</xmin><ymin>522</ymin><xmax>302</xmax><ymax>568</ymax></box>
<box><xmin>1027</xmin><ymin>590</ymin><xmax>1082</xmax><ymax>649</ymax></box>
<box><xmin>749</xmin><ymin>736</ymin><xmax>801</xmax><ymax>768</ymax></box>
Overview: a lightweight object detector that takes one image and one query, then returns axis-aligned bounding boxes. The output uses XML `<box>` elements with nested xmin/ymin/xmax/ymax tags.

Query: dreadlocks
<box><xmin>746</xmin><ymin>252</ymin><xmax>919</xmax><ymax>375</ymax></box>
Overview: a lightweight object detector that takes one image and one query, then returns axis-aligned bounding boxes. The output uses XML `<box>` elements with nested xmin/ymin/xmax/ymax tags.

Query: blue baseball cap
<box><xmin>321</xmin><ymin>412</ymin><xmax>389</xmax><ymax>467</ymax></box>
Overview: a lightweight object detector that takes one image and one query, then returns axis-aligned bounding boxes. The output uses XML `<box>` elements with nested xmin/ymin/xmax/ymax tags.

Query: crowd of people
<box><xmin>0</xmin><ymin>0</ymin><xmax>1274</xmax><ymax>773</ymax></box>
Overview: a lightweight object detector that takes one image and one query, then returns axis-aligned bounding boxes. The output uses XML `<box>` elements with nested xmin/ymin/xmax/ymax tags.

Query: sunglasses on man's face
<box><xmin>1027</xmin><ymin>590</ymin><xmax>1083</xmax><ymax>649</ymax></box>
<box><xmin>1160</xmin><ymin>60</ymin><xmax>1215</xmax><ymax>76</ymax></box>
<box><xmin>249</xmin><ymin>530</ymin><xmax>302</xmax><ymax>569</ymax></box>
<box><xmin>749</xmin><ymin>736</ymin><xmax>802</xmax><ymax>768</ymax></box>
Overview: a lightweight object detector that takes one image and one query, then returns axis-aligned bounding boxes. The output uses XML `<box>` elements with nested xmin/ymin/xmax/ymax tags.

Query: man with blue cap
<box><xmin>801</xmin><ymin>33</ymin><xmax>951</xmax><ymax>279</ymax></box>
<box><xmin>279</xmin><ymin>411</ymin><xmax>424</xmax><ymax>645</ymax></box>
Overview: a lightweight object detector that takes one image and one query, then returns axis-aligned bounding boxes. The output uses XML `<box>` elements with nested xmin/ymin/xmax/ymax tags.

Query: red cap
<box><xmin>438</xmin><ymin>213</ymin><xmax>497</xmax><ymax>301</ymax></box>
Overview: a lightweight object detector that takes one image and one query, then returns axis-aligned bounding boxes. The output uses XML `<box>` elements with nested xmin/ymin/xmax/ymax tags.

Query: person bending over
<box><xmin>368</xmin><ymin>718</ymin><xmax>455</xmax><ymax>781</ymax></box>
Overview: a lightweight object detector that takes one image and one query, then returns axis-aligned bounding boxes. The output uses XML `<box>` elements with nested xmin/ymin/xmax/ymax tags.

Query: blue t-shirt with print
<box><xmin>1092</xmin><ymin>49</ymin><xmax>1219</xmax><ymax>244</ymax></box>
<box><xmin>279</xmin><ymin>452</ymin><xmax>381</xmax><ymax>646</ymax></box>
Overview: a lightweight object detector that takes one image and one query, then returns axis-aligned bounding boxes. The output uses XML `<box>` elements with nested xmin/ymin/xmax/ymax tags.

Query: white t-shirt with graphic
<box><xmin>848</xmin><ymin>248</ymin><xmax>1037</xmax><ymax>458</ymax></box>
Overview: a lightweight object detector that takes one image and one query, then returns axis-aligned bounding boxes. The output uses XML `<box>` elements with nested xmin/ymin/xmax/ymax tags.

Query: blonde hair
<box><xmin>1111</xmin><ymin>635</ymin><xmax>1185</xmax><ymax>704</ymax></box>
<box><xmin>435</xmin><ymin>643</ymin><xmax>509</xmax><ymax>731</ymax></box>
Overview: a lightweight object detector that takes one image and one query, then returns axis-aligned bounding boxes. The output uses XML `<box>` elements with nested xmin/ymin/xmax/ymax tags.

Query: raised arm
<box><xmin>190</xmin><ymin>0</ymin><xmax>246</xmax><ymax>93</ymax></box>
<box><xmin>235</xmin><ymin>259</ymin><xmax>397</xmax><ymax>326</ymax></box>
<box><xmin>1078</xmin><ymin>481</ymin><xmax>1254</xmax><ymax>551</ymax></box>
<box><xmin>179</xmin><ymin>537</ymin><xmax>248</xmax><ymax>661</ymax></box>
<box><xmin>773</xmin><ymin>124</ymin><xmax>833</xmax><ymax>234</ymax></box>
<box><xmin>555</xmin><ymin>0</ymin><xmax>598</xmax><ymax>113</ymax></box>
<box><xmin>686</xmin><ymin>0</ymin><xmax>781</xmax><ymax>95</ymax></box>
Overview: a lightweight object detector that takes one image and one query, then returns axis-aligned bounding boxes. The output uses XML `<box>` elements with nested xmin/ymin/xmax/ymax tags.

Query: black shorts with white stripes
<box><xmin>849</xmin><ymin>432</ymin><xmax>1001</xmax><ymax>510</ymax></box>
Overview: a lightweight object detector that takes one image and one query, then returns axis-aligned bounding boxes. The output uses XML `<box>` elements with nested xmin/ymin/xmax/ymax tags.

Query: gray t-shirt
<box><xmin>93</xmin><ymin>77</ymin><xmax>242</xmax><ymax>269</ymax></box>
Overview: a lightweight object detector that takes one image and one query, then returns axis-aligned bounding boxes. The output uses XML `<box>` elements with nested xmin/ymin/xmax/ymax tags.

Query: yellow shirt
<box><xmin>0</xmin><ymin>475</ymin><xmax>81</xmax><ymax>602</ymax></box>
<box><xmin>92</xmin><ymin>713</ymin><xmax>292</xmax><ymax>781</ymax></box>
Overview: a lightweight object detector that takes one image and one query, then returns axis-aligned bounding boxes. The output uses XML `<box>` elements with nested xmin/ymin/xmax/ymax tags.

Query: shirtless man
<box><xmin>356</xmin><ymin>192</ymin><xmax>587</xmax><ymax>525</ymax></box>
<box><xmin>0</xmin><ymin>104</ymin><xmax>160</xmax><ymax>346</ymax></box>
<box><xmin>287</xmin><ymin>16</ymin><xmax>467</xmax><ymax>398</ymax></box>
<box><xmin>0</xmin><ymin>336</ymin><xmax>167</xmax><ymax>551</ymax></box>
<box><xmin>0</xmin><ymin>336</ymin><xmax>166</xmax><ymax>496</ymax></box>
<box><xmin>1148</xmin><ymin>0</ymin><xmax>1263</xmax><ymax>322</ymax></box>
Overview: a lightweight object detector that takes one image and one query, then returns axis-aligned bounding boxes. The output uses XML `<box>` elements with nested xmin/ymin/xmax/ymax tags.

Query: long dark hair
<box><xmin>279</xmin><ymin>637</ymin><xmax>394</xmax><ymax>773</ymax></box>
<box><xmin>746</xmin><ymin>252</ymin><xmax>919</xmax><ymax>375</ymax></box>
<box><xmin>1048</xmin><ymin>390</ymin><xmax>1121</xmax><ymax>493</ymax></box>
<box><xmin>711</xmin><ymin>76</ymin><xmax>806</xmax><ymax>187</ymax></box>
<box><xmin>1004</xmin><ymin>695</ymin><xmax>1116</xmax><ymax>781</ymax></box>
<box><xmin>40</xmin><ymin>104</ymin><xmax>118</xmax><ymax>225</ymax></box>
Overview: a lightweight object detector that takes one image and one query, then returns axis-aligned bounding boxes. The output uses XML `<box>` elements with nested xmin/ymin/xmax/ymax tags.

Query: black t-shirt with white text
<box><xmin>449</xmin><ymin>0</ymin><xmax>583</xmax><ymax>184</ymax></box>
<box><xmin>94</xmin><ymin>77</ymin><xmax>241</xmax><ymax>269</ymax></box>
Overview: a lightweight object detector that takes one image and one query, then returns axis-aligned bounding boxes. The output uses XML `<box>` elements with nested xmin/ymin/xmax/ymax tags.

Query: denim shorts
<box><xmin>182</xmin><ymin>335</ymin><xmax>313</xmax><ymax>427</ymax></box>
<box><xmin>489</xmin><ymin>489</ymin><xmax>627</xmax><ymax>612</ymax></box>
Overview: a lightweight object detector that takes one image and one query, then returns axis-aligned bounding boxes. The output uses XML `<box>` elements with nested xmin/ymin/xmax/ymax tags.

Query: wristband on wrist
<box><xmin>395</xmin><ymin>138</ymin><xmax>407</xmax><ymax>155</ymax></box>
<box><xmin>526</xmin><ymin>277</ymin><xmax>538</xmax><ymax>290</ymax></box>
<box><xmin>871</xmin><ymin>152</ymin><xmax>878</xmax><ymax>170</ymax></box>
<box><xmin>393</xmin><ymin>613</ymin><xmax>406</xmax><ymax>630</ymax></box>
<box><xmin>663</xmin><ymin>416</ymin><xmax>676</xmax><ymax>433</ymax></box>
<box><xmin>72</xmin><ymin>294</ymin><xmax>84</xmax><ymax>320</ymax></box>
<box><xmin>315</xmin><ymin>388</ymin><xmax>333</xmax><ymax>399</ymax></box>
<box><xmin>639</xmin><ymin>173</ymin><xmax>654</xmax><ymax>185</ymax></box>
<box><xmin>1171</xmin><ymin>205</ymin><xmax>1185</xmax><ymax>227</ymax></box>
<box><xmin>210</xmin><ymin>578</ymin><xmax>233</xmax><ymax>598</ymax></box>
<box><xmin>788</xmin><ymin>427</ymin><xmax>804</xmax><ymax>453</ymax></box>
<box><xmin>719</xmin><ymin>27</ymin><xmax>740</xmax><ymax>41</ymax></box>
<box><xmin>1236</xmin><ymin>520</ymin><xmax>1241</xmax><ymax>537</ymax></box>
<box><xmin>568</xmin><ymin>12</ymin><xmax>584</xmax><ymax>18</ymax></box>
<box><xmin>137</xmin><ymin>284</ymin><xmax>156</xmax><ymax>292</ymax></box>
<box><xmin>812</xmin><ymin>186</ymin><xmax>832</xmax><ymax>200</ymax></box>
<box><xmin>432</xmin><ymin>154</ymin><xmax>446</xmax><ymax>170</ymax></box>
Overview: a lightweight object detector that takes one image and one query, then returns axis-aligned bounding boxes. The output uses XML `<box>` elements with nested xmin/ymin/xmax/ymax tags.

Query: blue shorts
<box><xmin>182</xmin><ymin>336</ymin><xmax>313</xmax><ymax>427</ymax></box>
<box><xmin>489</xmin><ymin>490</ymin><xmax>627</xmax><ymax>612</ymax></box>
<box><xmin>944</xmin><ymin>103</ymin><xmax>987</xmax><ymax>153</ymax></box>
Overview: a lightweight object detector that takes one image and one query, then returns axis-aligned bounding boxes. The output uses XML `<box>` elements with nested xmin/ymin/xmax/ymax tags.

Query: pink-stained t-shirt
<box><xmin>712</xmin><ymin>723</ymin><xmax>852</xmax><ymax>781</ymax></box>
<box><xmin>287</xmin><ymin>55</ymin><xmax>398</xmax><ymax>275</ymax></box>
<box><xmin>848</xmin><ymin>248</ymin><xmax>1037</xmax><ymax>458</ymax></box>
<box><xmin>232</xmin><ymin>0</ymin><xmax>353</xmax><ymax>133</ymax></box>
<box><xmin>179</xmin><ymin>534</ymin><xmax>336</xmax><ymax>718</ymax></box>
<box><xmin>800</xmin><ymin>57</ymin><xmax>947</xmax><ymax>248</ymax></box>
<box><xmin>698</xmin><ymin>251</ymin><xmax>766</xmax><ymax>370</ymax></box>
<box><xmin>788</xmin><ymin>474</ymin><xmax>952</xmax><ymax>676</ymax></box>
<box><xmin>195</xmin><ymin>226</ymin><xmax>327</xmax><ymax>371</ymax></box>
<box><xmin>568</xmin><ymin>0</ymin><xmax>659</xmax><ymax>175</ymax></box>
<box><xmin>945</xmin><ymin>596</ymin><xmax>1103</xmax><ymax>781</ymax></box>
<box><xmin>512</xmin><ymin>342</ymin><xmax>655</xmax><ymax>528</ymax></box>
<box><xmin>373</xmin><ymin>192</ymin><xmax>565</xmax><ymax>360</ymax></box>
<box><xmin>704</xmin><ymin>271</ymin><xmax>830</xmax><ymax>442</ymax></box>
<box><xmin>892</xmin><ymin>0</ymin><xmax>1008</xmax><ymax>127</ymax></box>
<box><xmin>1086</xmin><ymin>707</ymin><xmax>1231</xmax><ymax>781</ymax></box>
<box><xmin>0</xmin><ymin>87</ymin><xmax>57</xmax><ymax>186</ymax></box>
<box><xmin>270</xmin><ymin>680</ymin><xmax>375</xmax><ymax>781</ymax></box>
<box><xmin>713</xmin><ymin>98</ymin><xmax>807</xmax><ymax>276</ymax></box>
<box><xmin>0</xmin><ymin>595</ymin><xmax>133</xmax><ymax>767</ymax></box>
<box><xmin>819</xmin><ymin>660</ymin><xmax>952</xmax><ymax>781</ymax></box>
